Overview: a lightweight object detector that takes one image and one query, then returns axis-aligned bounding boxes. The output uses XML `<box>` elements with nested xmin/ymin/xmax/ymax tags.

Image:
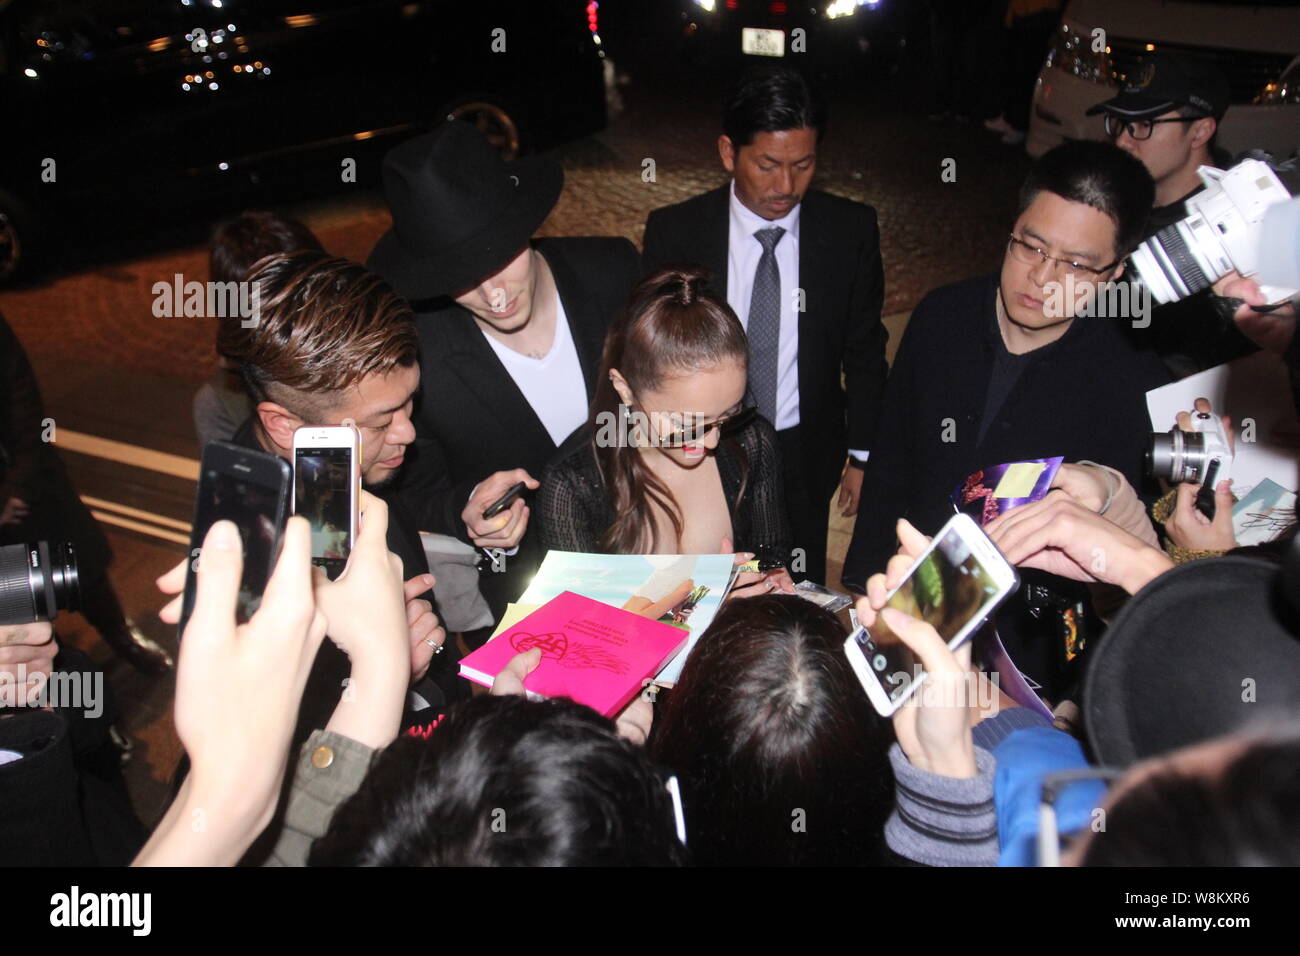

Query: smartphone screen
<box><xmin>294</xmin><ymin>446</ymin><xmax>354</xmax><ymax>580</ymax></box>
<box><xmin>183</xmin><ymin>465</ymin><xmax>286</xmax><ymax>631</ymax></box>
<box><xmin>849</xmin><ymin>523</ymin><xmax>1008</xmax><ymax>705</ymax></box>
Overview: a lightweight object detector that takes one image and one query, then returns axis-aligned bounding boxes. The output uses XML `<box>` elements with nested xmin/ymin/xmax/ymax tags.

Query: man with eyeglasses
<box><xmin>842</xmin><ymin>140</ymin><xmax>1169</xmax><ymax>702</ymax></box>
<box><xmin>1089</xmin><ymin>52</ymin><xmax>1259</xmax><ymax>376</ymax></box>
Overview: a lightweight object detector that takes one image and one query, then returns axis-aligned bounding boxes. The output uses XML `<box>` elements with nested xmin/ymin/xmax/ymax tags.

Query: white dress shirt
<box><xmin>726</xmin><ymin>180</ymin><xmax>802</xmax><ymax>432</ymax></box>
<box><xmin>725</xmin><ymin>182</ymin><xmax>868</xmax><ymax>462</ymax></box>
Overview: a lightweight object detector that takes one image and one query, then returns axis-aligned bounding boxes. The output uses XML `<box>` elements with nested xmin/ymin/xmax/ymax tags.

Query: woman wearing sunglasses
<box><xmin>538</xmin><ymin>267</ymin><xmax>794</xmax><ymax>600</ymax></box>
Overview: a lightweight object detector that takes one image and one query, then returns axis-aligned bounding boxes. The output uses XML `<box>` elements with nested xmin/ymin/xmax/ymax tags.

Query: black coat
<box><xmin>842</xmin><ymin>273</ymin><xmax>1172</xmax><ymax>592</ymax></box>
<box><xmin>385</xmin><ymin>236</ymin><xmax>641</xmax><ymax>616</ymax></box>
<box><xmin>0</xmin><ymin>315</ymin><xmax>112</xmax><ymax>585</ymax></box>
<box><xmin>641</xmin><ymin>185</ymin><xmax>889</xmax><ymax>501</ymax></box>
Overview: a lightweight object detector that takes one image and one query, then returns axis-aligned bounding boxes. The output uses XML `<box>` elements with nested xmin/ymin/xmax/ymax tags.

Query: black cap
<box><xmin>1086</xmin><ymin>51</ymin><xmax>1230</xmax><ymax>121</ymax></box>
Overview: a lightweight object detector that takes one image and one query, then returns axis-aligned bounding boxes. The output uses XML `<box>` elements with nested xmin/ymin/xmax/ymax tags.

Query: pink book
<box><xmin>459</xmin><ymin>591</ymin><xmax>689</xmax><ymax>717</ymax></box>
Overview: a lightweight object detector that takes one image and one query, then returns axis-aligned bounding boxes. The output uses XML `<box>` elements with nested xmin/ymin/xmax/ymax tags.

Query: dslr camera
<box><xmin>0</xmin><ymin>541</ymin><xmax>81</xmax><ymax>626</ymax></box>
<box><xmin>1128</xmin><ymin>158</ymin><xmax>1297</xmax><ymax>306</ymax></box>
<box><xmin>1147</xmin><ymin>410</ymin><xmax>1233</xmax><ymax>487</ymax></box>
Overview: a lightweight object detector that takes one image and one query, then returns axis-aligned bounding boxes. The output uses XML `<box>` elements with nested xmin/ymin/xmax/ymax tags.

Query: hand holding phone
<box><xmin>463</xmin><ymin>469</ymin><xmax>539</xmax><ymax>549</ymax></box>
<box><xmin>482</xmin><ymin>481</ymin><xmax>527</xmax><ymax>520</ymax></box>
<box><xmin>865</xmin><ymin>602</ymin><xmax>980</xmax><ymax>780</ymax></box>
<box><xmin>293</xmin><ymin>426</ymin><xmax>361</xmax><ymax>581</ymax></box>
<box><xmin>139</xmin><ymin>515</ymin><xmax>327</xmax><ymax>866</ymax></box>
<box><xmin>843</xmin><ymin>514</ymin><xmax>1018</xmax><ymax>717</ymax></box>
<box><xmin>179</xmin><ymin>442</ymin><xmax>293</xmax><ymax>638</ymax></box>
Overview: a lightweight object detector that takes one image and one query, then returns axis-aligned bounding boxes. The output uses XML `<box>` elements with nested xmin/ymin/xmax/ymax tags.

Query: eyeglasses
<box><xmin>1007</xmin><ymin>234</ymin><xmax>1120</xmax><ymax>278</ymax></box>
<box><xmin>1103</xmin><ymin>114</ymin><xmax>1200</xmax><ymax>141</ymax></box>
<box><xmin>632</xmin><ymin>402</ymin><xmax>757</xmax><ymax>447</ymax></box>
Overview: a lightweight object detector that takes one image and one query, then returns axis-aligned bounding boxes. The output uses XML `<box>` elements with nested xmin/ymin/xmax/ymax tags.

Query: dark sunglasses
<box><xmin>645</xmin><ymin>404</ymin><xmax>758</xmax><ymax>447</ymax></box>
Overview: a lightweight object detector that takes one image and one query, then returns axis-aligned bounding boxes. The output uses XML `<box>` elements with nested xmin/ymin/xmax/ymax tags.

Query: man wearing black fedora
<box><xmin>368</xmin><ymin>121</ymin><xmax>640</xmax><ymax>634</ymax></box>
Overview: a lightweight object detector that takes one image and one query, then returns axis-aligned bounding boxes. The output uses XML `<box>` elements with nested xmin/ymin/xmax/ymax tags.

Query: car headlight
<box><xmin>1043</xmin><ymin>20</ymin><xmax>1112</xmax><ymax>85</ymax></box>
<box><xmin>1254</xmin><ymin>66</ymin><xmax>1300</xmax><ymax>105</ymax></box>
<box><xmin>826</xmin><ymin>0</ymin><xmax>867</xmax><ymax>20</ymax></box>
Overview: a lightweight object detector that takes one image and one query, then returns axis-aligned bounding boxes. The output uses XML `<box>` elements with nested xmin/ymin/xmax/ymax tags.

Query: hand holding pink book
<box><xmin>459</xmin><ymin>591</ymin><xmax>689</xmax><ymax>717</ymax></box>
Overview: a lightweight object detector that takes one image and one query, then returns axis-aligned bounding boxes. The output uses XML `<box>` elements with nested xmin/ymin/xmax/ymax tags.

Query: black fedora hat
<box><xmin>1084</xmin><ymin>554</ymin><xmax>1300</xmax><ymax>766</ymax></box>
<box><xmin>367</xmin><ymin>121</ymin><xmax>563</xmax><ymax>301</ymax></box>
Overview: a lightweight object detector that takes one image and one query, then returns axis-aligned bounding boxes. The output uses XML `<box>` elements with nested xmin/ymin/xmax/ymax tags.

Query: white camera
<box><xmin>1129</xmin><ymin>158</ymin><xmax>1297</xmax><ymax>306</ymax></box>
<box><xmin>1147</xmin><ymin>410</ymin><xmax>1233</xmax><ymax>487</ymax></box>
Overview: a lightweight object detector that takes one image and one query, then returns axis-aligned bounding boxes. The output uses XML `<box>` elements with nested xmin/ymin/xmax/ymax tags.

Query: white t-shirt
<box><xmin>481</xmin><ymin>292</ymin><xmax>589</xmax><ymax>447</ymax></box>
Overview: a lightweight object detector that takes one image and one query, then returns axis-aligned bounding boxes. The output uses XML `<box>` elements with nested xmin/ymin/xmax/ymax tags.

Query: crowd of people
<box><xmin>3</xmin><ymin>56</ymin><xmax>1299</xmax><ymax>868</ymax></box>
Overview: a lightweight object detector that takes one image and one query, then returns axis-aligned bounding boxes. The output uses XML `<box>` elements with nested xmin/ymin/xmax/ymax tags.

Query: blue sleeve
<box><xmin>993</xmin><ymin>726</ymin><xmax>1104</xmax><ymax>867</ymax></box>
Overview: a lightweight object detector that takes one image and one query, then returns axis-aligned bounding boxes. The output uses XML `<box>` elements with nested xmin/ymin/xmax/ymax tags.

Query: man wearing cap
<box><xmin>1089</xmin><ymin>52</ymin><xmax>1259</xmax><ymax>376</ymax></box>
<box><xmin>368</xmin><ymin>122</ymin><xmax>640</xmax><ymax>635</ymax></box>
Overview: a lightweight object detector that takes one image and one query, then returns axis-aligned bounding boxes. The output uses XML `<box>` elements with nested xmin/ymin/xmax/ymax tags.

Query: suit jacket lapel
<box><xmin>704</xmin><ymin>186</ymin><xmax>730</xmax><ymax>295</ymax></box>
<box><xmin>796</xmin><ymin>191</ymin><xmax>833</xmax><ymax>393</ymax></box>
<box><xmin>538</xmin><ymin>240</ymin><xmax>603</xmax><ymax>399</ymax></box>
<box><xmin>437</xmin><ymin>306</ymin><xmax>556</xmax><ymax>460</ymax></box>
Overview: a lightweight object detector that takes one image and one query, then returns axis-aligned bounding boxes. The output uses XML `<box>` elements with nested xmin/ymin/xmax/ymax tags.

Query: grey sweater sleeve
<box><xmin>263</xmin><ymin>729</ymin><xmax>376</xmax><ymax>868</ymax></box>
<box><xmin>884</xmin><ymin>743</ymin><xmax>999</xmax><ymax>867</ymax></box>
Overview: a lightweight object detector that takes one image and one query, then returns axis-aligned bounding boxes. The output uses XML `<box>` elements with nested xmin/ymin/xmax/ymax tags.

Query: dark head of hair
<box><xmin>722</xmin><ymin>63</ymin><xmax>827</xmax><ymax>148</ymax></box>
<box><xmin>589</xmin><ymin>266</ymin><xmax>750</xmax><ymax>553</ymax></box>
<box><xmin>649</xmin><ymin>594</ymin><xmax>895</xmax><ymax>865</ymax></box>
<box><xmin>1017</xmin><ymin>140</ymin><xmax>1155</xmax><ymax>257</ymax></box>
<box><xmin>1079</xmin><ymin>722</ymin><xmax>1300</xmax><ymax>866</ymax></box>
<box><xmin>219</xmin><ymin>250</ymin><xmax>418</xmax><ymax>422</ymax></box>
<box><xmin>209</xmin><ymin>210</ymin><xmax>323</xmax><ymax>285</ymax></box>
<box><xmin>309</xmin><ymin>694</ymin><xmax>688</xmax><ymax>866</ymax></box>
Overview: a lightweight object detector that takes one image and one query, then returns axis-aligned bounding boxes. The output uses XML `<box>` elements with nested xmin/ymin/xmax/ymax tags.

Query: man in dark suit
<box><xmin>368</xmin><ymin>122</ymin><xmax>640</xmax><ymax>635</ymax></box>
<box><xmin>642</xmin><ymin>65</ymin><xmax>888</xmax><ymax>585</ymax></box>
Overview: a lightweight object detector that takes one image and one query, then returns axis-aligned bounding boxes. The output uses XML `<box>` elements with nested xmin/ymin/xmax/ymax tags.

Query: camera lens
<box><xmin>1147</xmin><ymin>430</ymin><xmax>1209</xmax><ymax>485</ymax></box>
<box><xmin>1129</xmin><ymin>222</ymin><xmax>1218</xmax><ymax>306</ymax></box>
<box><xmin>0</xmin><ymin>542</ymin><xmax>81</xmax><ymax>626</ymax></box>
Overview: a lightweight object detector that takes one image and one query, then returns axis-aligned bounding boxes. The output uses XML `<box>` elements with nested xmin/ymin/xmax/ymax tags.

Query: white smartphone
<box><xmin>843</xmin><ymin>513</ymin><xmax>1019</xmax><ymax>717</ymax></box>
<box><xmin>292</xmin><ymin>425</ymin><xmax>361</xmax><ymax>581</ymax></box>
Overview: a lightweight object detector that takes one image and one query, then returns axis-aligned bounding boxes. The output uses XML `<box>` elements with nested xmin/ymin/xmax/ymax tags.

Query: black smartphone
<box><xmin>482</xmin><ymin>481</ymin><xmax>528</xmax><ymax>520</ymax></box>
<box><xmin>179</xmin><ymin>442</ymin><xmax>293</xmax><ymax>638</ymax></box>
<box><xmin>753</xmin><ymin>544</ymin><xmax>786</xmax><ymax>573</ymax></box>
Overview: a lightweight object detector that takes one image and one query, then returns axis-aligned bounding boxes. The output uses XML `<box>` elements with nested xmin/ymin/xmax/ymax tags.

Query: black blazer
<box><xmin>386</xmin><ymin>236</ymin><xmax>641</xmax><ymax>609</ymax></box>
<box><xmin>841</xmin><ymin>273</ymin><xmax>1172</xmax><ymax>592</ymax></box>
<box><xmin>642</xmin><ymin>185</ymin><xmax>888</xmax><ymax>499</ymax></box>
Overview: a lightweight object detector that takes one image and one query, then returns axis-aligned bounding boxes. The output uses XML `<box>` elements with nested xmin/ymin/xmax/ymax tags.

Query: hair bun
<box><xmin>663</xmin><ymin>266</ymin><xmax>710</xmax><ymax>306</ymax></box>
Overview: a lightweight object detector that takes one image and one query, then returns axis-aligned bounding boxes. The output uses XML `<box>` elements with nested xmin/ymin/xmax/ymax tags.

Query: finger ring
<box><xmin>424</xmin><ymin>637</ymin><xmax>444</xmax><ymax>653</ymax></box>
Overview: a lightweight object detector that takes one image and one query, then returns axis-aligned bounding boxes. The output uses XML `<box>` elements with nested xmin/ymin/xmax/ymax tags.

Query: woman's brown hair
<box><xmin>590</xmin><ymin>266</ymin><xmax>749</xmax><ymax>553</ymax></box>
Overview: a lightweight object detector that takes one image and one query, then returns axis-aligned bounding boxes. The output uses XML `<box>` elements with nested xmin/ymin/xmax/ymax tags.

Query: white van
<box><xmin>1027</xmin><ymin>0</ymin><xmax>1300</xmax><ymax>159</ymax></box>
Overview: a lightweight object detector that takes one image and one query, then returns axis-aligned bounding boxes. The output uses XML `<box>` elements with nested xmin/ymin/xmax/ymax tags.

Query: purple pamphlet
<box><xmin>977</xmin><ymin>626</ymin><xmax>1055</xmax><ymax>720</ymax></box>
<box><xmin>953</xmin><ymin>457</ymin><xmax>1065</xmax><ymax>527</ymax></box>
